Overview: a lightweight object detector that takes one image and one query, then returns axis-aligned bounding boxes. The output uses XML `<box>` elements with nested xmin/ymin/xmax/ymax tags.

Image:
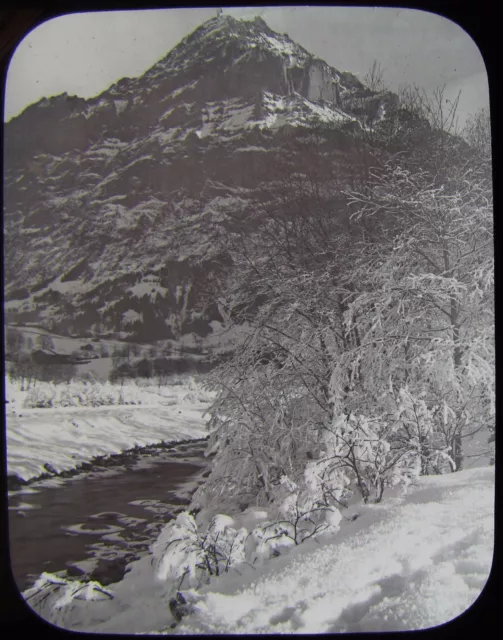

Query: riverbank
<box><xmin>9</xmin><ymin>440</ymin><xmax>211</xmax><ymax>591</ymax></box>
<box><xmin>20</xmin><ymin>465</ymin><xmax>494</xmax><ymax>634</ymax></box>
<box><xmin>6</xmin><ymin>377</ymin><xmax>213</xmax><ymax>483</ymax></box>
<box><xmin>6</xmin><ymin>377</ymin><xmax>214</xmax><ymax>592</ymax></box>
<box><xmin>7</xmin><ymin>435</ymin><xmax>210</xmax><ymax>491</ymax></box>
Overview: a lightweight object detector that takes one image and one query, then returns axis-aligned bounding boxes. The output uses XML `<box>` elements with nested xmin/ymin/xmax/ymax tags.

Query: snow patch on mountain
<box><xmin>123</xmin><ymin>310</ymin><xmax>143</xmax><ymax>326</ymax></box>
<box><xmin>170</xmin><ymin>81</ymin><xmax>199</xmax><ymax>100</ymax></box>
<box><xmin>114</xmin><ymin>100</ymin><xmax>129</xmax><ymax>115</ymax></box>
<box><xmin>129</xmin><ymin>278</ymin><xmax>168</xmax><ymax>301</ymax></box>
<box><xmin>50</xmin><ymin>277</ymin><xmax>88</xmax><ymax>296</ymax></box>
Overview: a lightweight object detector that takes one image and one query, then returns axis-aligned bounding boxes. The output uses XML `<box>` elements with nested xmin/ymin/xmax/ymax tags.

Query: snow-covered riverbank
<box><xmin>7</xmin><ymin>375</ymin><xmax>493</xmax><ymax>633</ymax></box>
<box><xmin>6</xmin><ymin>377</ymin><xmax>213</xmax><ymax>482</ymax></box>
<box><xmin>22</xmin><ymin>465</ymin><xmax>494</xmax><ymax>633</ymax></box>
<box><xmin>9</xmin><ymin>441</ymin><xmax>210</xmax><ymax>592</ymax></box>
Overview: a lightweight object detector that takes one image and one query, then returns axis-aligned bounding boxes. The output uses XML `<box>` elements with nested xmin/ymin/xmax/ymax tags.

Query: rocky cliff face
<box><xmin>4</xmin><ymin>14</ymin><xmax>393</xmax><ymax>346</ymax></box>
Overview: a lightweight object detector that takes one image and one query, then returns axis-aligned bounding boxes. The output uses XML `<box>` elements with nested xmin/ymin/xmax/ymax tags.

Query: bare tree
<box><xmin>464</xmin><ymin>106</ymin><xmax>491</xmax><ymax>164</ymax></box>
<box><xmin>364</xmin><ymin>59</ymin><xmax>386</xmax><ymax>93</ymax></box>
<box><xmin>398</xmin><ymin>84</ymin><xmax>461</xmax><ymax>136</ymax></box>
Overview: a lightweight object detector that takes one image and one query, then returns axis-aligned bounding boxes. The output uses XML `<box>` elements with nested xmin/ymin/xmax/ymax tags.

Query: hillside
<box><xmin>4</xmin><ymin>14</ymin><xmax>395</xmax><ymax>345</ymax></box>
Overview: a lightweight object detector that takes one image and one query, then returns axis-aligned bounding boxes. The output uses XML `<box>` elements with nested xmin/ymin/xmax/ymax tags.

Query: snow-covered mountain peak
<box><xmin>4</xmin><ymin>13</ymin><xmax>393</xmax><ymax>343</ymax></box>
<box><xmin>144</xmin><ymin>14</ymin><xmax>304</xmax><ymax>76</ymax></box>
<box><xmin>140</xmin><ymin>13</ymin><xmax>361</xmax><ymax>99</ymax></box>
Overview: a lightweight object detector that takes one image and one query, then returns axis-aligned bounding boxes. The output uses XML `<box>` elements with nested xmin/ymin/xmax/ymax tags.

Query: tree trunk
<box><xmin>419</xmin><ymin>437</ymin><xmax>431</xmax><ymax>475</ymax></box>
<box><xmin>452</xmin><ymin>433</ymin><xmax>463</xmax><ymax>471</ymax></box>
<box><xmin>445</xmin><ymin>239</ymin><xmax>464</xmax><ymax>472</ymax></box>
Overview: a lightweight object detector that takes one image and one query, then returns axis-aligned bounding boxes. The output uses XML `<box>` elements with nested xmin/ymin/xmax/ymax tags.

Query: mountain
<box><xmin>4</xmin><ymin>14</ymin><xmax>396</xmax><ymax>349</ymax></box>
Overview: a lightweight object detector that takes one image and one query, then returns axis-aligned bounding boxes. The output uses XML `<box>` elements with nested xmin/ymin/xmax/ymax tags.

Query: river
<box><xmin>8</xmin><ymin>439</ymin><xmax>210</xmax><ymax>593</ymax></box>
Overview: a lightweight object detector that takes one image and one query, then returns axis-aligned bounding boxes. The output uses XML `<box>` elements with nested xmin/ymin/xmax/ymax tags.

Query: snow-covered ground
<box><xmin>6</xmin><ymin>377</ymin><xmax>213</xmax><ymax>482</ymax></box>
<box><xmin>176</xmin><ymin>466</ymin><xmax>494</xmax><ymax>634</ymax></box>
<box><xmin>23</xmin><ymin>465</ymin><xmax>494</xmax><ymax>633</ymax></box>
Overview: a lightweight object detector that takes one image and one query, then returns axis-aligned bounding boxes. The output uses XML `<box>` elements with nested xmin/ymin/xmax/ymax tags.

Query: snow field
<box><xmin>174</xmin><ymin>466</ymin><xmax>494</xmax><ymax>634</ymax></box>
<box><xmin>6</xmin><ymin>376</ymin><xmax>214</xmax><ymax>482</ymax></box>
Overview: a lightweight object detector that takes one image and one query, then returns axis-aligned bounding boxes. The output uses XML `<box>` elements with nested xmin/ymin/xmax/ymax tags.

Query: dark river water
<box><xmin>8</xmin><ymin>440</ymin><xmax>210</xmax><ymax>593</ymax></box>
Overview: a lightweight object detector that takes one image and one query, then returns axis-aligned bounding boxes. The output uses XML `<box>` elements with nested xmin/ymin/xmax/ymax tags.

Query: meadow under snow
<box><xmin>6</xmin><ymin>376</ymin><xmax>213</xmax><ymax>482</ymax></box>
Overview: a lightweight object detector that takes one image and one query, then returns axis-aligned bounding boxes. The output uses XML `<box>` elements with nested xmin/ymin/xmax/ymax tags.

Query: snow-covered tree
<box><xmin>153</xmin><ymin>512</ymin><xmax>248</xmax><ymax>589</ymax></box>
<box><xmin>198</xmin><ymin>93</ymin><xmax>493</xmax><ymax>517</ymax></box>
<box><xmin>336</xmin><ymin>156</ymin><xmax>493</xmax><ymax>471</ymax></box>
<box><xmin>196</xmin><ymin>136</ymin><xmax>359</xmax><ymax>511</ymax></box>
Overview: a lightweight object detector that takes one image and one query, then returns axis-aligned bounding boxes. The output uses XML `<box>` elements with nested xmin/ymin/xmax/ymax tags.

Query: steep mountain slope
<box><xmin>4</xmin><ymin>14</ymin><xmax>394</xmax><ymax>344</ymax></box>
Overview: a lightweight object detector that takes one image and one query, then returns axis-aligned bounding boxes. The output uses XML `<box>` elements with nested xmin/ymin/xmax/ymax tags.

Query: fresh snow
<box><xmin>262</xmin><ymin>34</ymin><xmax>295</xmax><ymax>56</ymax></box>
<box><xmin>196</xmin><ymin>102</ymin><xmax>255</xmax><ymax>139</ymax></box>
<box><xmin>301</xmin><ymin>96</ymin><xmax>351</xmax><ymax>123</ymax></box>
<box><xmin>254</xmin><ymin>91</ymin><xmax>351</xmax><ymax>131</ymax></box>
<box><xmin>174</xmin><ymin>467</ymin><xmax>493</xmax><ymax>634</ymax></box>
<box><xmin>159</xmin><ymin>108</ymin><xmax>175</xmax><ymax>123</ymax></box>
<box><xmin>6</xmin><ymin>379</ymin><xmax>212</xmax><ymax>482</ymax></box>
<box><xmin>22</xmin><ymin>466</ymin><xmax>493</xmax><ymax>633</ymax></box>
<box><xmin>114</xmin><ymin>99</ymin><xmax>129</xmax><ymax>115</ymax></box>
<box><xmin>49</xmin><ymin>276</ymin><xmax>89</xmax><ymax>296</ymax></box>
<box><xmin>235</xmin><ymin>146</ymin><xmax>269</xmax><ymax>153</ymax></box>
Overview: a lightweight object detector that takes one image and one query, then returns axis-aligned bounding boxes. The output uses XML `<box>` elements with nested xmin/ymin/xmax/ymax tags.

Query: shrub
<box><xmin>24</xmin><ymin>385</ymin><xmax>56</xmax><ymax>408</ymax></box>
<box><xmin>153</xmin><ymin>512</ymin><xmax>248</xmax><ymax>590</ymax></box>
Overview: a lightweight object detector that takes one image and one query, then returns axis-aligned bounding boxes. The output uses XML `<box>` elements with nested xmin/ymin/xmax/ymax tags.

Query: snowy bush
<box><xmin>85</xmin><ymin>381</ymin><xmax>118</xmax><ymax>406</ymax></box>
<box><xmin>392</xmin><ymin>387</ymin><xmax>457</xmax><ymax>476</ymax></box>
<box><xmin>152</xmin><ymin>501</ymin><xmax>342</xmax><ymax>592</ymax></box>
<box><xmin>311</xmin><ymin>385</ymin><xmax>462</xmax><ymax>504</ymax></box>
<box><xmin>24</xmin><ymin>385</ymin><xmax>56</xmax><ymax>408</ymax></box>
<box><xmin>244</xmin><ymin>521</ymin><xmax>295</xmax><ymax>563</ymax></box>
<box><xmin>7</xmin><ymin>375</ymin><xmax>214</xmax><ymax>411</ymax></box>
<box><xmin>155</xmin><ymin>475</ymin><xmax>348</xmax><ymax>589</ymax></box>
<box><xmin>249</xmin><ymin>473</ymin><xmax>346</xmax><ymax>551</ymax></box>
<box><xmin>153</xmin><ymin>512</ymin><xmax>249</xmax><ymax>590</ymax></box>
<box><xmin>58</xmin><ymin>384</ymin><xmax>79</xmax><ymax>407</ymax></box>
<box><xmin>23</xmin><ymin>572</ymin><xmax>113</xmax><ymax>622</ymax></box>
<box><xmin>14</xmin><ymin>380</ymin><xmax>147</xmax><ymax>408</ymax></box>
<box><xmin>57</xmin><ymin>381</ymin><xmax>125</xmax><ymax>407</ymax></box>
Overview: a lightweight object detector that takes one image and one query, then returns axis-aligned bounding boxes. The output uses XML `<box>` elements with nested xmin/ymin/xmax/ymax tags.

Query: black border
<box><xmin>1</xmin><ymin>2</ymin><xmax>498</xmax><ymax>639</ymax></box>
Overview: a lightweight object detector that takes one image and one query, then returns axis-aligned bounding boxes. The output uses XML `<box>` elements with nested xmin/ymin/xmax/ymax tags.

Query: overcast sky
<box><xmin>4</xmin><ymin>6</ymin><xmax>489</xmax><ymax>127</ymax></box>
